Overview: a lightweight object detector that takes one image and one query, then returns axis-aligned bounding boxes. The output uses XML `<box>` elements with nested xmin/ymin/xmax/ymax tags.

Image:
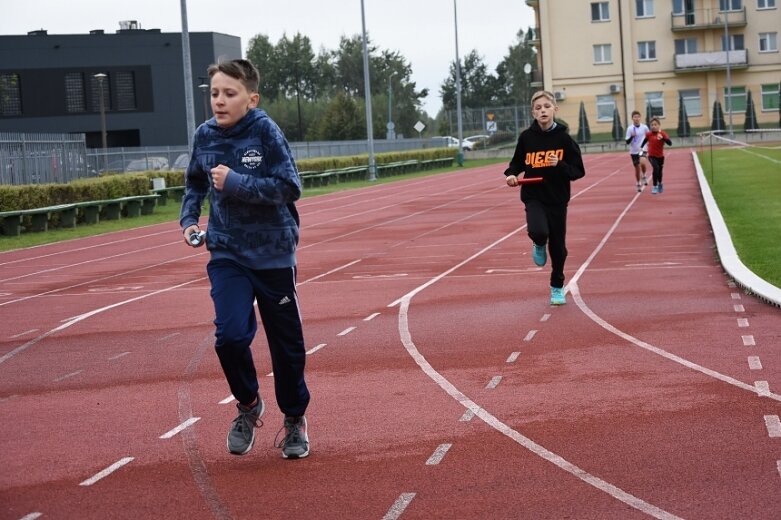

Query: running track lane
<box><xmin>1</xmin><ymin>153</ymin><xmax>780</xmax><ymax>519</ymax></box>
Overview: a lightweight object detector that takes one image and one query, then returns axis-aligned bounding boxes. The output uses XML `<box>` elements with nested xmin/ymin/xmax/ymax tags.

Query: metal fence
<box><xmin>445</xmin><ymin>104</ymin><xmax>534</xmax><ymax>138</ymax></box>
<box><xmin>2</xmin><ymin>134</ymin><xmax>454</xmax><ymax>186</ymax></box>
<box><xmin>0</xmin><ymin>132</ymin><xmax>90</xmax><ymax>186</ymax></box>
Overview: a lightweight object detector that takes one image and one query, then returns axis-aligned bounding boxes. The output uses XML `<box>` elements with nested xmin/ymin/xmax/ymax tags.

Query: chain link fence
<box><xmin>445</xmin><ymin>105</ymin><xmax>533</xmax><ymax>139</ymax></box>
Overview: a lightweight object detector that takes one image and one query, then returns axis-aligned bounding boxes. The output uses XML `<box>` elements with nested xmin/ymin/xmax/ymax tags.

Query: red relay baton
<box><xmin>517</xmin><ymin>177</ymin><xmax>543</xmax><ymax>185</ymax></box>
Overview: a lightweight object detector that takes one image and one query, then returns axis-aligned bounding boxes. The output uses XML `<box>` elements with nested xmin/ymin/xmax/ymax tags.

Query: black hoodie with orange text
<box><xmin>503</xmin><ymin>120</ymin><xmax>585</xmax><ymax>205</ymax></box>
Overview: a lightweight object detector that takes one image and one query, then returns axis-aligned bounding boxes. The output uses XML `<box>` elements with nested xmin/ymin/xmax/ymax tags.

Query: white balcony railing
<box><xmin>675</xmin><ymin>49</ymin><xmax>748</xmax><ymax>70</ymax></box>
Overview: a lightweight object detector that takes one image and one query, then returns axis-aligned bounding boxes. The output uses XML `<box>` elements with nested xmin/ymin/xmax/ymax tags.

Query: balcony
<box><xmin>674</xmin><ymin>49</ymin><xmax>748</xmax><ymax>72</ymax></box>
<box><xmin>671</xmin><ymin>7</ymin><xmax>746</xmax><ymax>31</ymax></box>
<box><xmin>525</xmin><ymin>0</ymin><xmax>538</xmax><ymax>6</ymax></box>
<box><xmin>525</xmin><ymin>27</ymin><xmax>539</xmax><ymax>46</ymax></box>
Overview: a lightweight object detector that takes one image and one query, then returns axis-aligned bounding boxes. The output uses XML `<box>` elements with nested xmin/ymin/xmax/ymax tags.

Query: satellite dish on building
<box><xmin>523</xmin><ymin>63</ymin><xmax>532</xmax><ymax>74</ymax></box>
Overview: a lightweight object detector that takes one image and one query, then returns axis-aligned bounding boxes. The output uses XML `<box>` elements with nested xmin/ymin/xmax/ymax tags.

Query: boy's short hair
<box><xmin>207</xmin><ymin>59</ymin><xmax>259</xmax><ymax>93</ymax></box>
<box><xmin>650</xmin><ymin>117</ymin><xmax>660</xmax><ymax>124</ymax></box>
<box><xmin>631</xmin><ymin>110</ymin><xmax>641</xmax><ymax>117</ymax></box>
<box><xmin>531</xmin><ymin>90</ymin><xmax>556</xmax><ymax>106</ymax></box>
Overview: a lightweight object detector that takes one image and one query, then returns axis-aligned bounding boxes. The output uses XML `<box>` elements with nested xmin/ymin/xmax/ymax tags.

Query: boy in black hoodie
<box><xmin>504</xmin><ymin>90</ymin><xmax>586</xmax><ymax>305</ymax></box>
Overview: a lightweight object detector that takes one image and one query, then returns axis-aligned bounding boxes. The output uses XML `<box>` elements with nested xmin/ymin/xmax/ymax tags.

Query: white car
<box><xmin>444</xmin><ymin>136</ymin><xmax>474</xmax><ymax>151</ymax></box>
<box><xmin>464</xmin><ymin>135</ymin><xmax>490</xmax><ymax>149</ymax></box>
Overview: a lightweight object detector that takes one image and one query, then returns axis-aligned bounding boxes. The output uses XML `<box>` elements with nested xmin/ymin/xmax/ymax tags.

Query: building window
<box><xmin>680</xmin><ymin>89</ymin><xmax>702</xmax><ymax>116</ymax></box>
<box><xmin>65</xmin><ymin>73</ymin><xmax>86</xmax><ymax>113</ymax></box>
<box><xmin>675</xmin><ymin>38</ymin><xmax>698</xmax><ymax>54</ymax></box>
<box><xmin>645</xmin><ymin>92</ymin><xmax>665</xmax><ymax>118</ymax></box>
<box><xmin>638</xmin><ymin>41</ymin><xmax>657</xmax><ymax>60</ymax></box>
<box><xmin>757</xmin><ymin>0</ymin><xmax>776</xmax><ymax>9</ymax></box>
<box><xmin>719</xmin><ymin>0</ymin><xmax>742</xmax><ymax>10</ymax></box>
<box><xmin>636</xmin><ymin>0</ymin><xmax>655</xmax><ymax>17</ymax></box>
<box><xmin>591</xmin><ymin>2</ymin><xmax>610</xmax><ymax>21</ymax></box>
<box><xmin>115</xmin><ymin>71</ymin><xmax>137</xmax><ymax>111</ymax></box>
<box><xmin>721</xmin><ymin>34</ymin><xmax>745</xmax><ymax>50</ymax></box>
<box><xmin>90</xmin><ymin>73</ymin><xmax>111</xmax><ymax>112</ymax></box>
<box><xmin>596</xmin><ymin>95</ymin><xmax>615</xmax><ymax>121</ymax></box>
<box><xmin>0</xmin><ymin>73</ymin><xmax>22</xmax><ymax>116</ymax></box>
<box><xmin>760</xmin><ymin>83</ymin><xmax>779</xmax><ymax>111</ymax></box>
<box><xmin>593</xmin><ymin>44</ymin><xmax>612</xmax><ymax>64</ymax></box>
<box><xmin>759</xmin><ymin>32</ymin><xmax>778</xmax><ymax>52</ymax></box>
<box><xmin>724</xmin><ymin>86</ymin><xmax>746</xmax><ymax>113</ymax></box>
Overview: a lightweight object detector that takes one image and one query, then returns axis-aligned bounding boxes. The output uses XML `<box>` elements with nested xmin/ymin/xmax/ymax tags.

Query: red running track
<box><xmin>1</xmin><ymin>150</ymin><xmax>781</xmax><ymax>520</ymax></box>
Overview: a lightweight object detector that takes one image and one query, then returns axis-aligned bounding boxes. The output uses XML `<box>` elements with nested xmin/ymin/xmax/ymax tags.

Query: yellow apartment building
<box><xmin>525</xmin><ymin>0</ymin><xmax>780</xmax><ymax>135</ymax></box>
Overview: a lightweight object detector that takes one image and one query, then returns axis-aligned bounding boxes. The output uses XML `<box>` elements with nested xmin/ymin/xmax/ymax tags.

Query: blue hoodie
<box><xmin>179</xmin><ymin>108</ymin><xmax>301</xmax><ymax>270</ymax></box>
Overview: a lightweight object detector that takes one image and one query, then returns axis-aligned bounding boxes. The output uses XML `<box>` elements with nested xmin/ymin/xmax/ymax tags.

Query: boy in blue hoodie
<box><xmin>180</xmin><ymin>59</ymin><xmax>310</xmax><ymax>459</ymax></box>
<box><xmin>504</xmin><ymin>90</ymin><xmax>586</xmax><ymax>305</ymax></box>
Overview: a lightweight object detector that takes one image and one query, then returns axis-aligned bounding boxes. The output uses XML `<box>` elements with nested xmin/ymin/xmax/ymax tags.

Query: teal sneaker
<box><xmin>276</xmin><ymin>416</ymin><xmax>310</xmax><ymax>459</ymax></box>
<box><xmin>227</xmin><ymin>396</ymin><xmax>265</xmax><ymax>455</ymax></box>
<box><xmin>550</xmin><ymin>286</ymin><xmax>566</xmax><ymax>305</ymax></box>
<box><xmin>651</xmin><ymin>185</ymin><xmax>659</xmax><ymax>194</ymax></box>
<box><xmin>532</xmin><ymin>243</ymin><xmax>547</xmax><ymax>267</ymax></box>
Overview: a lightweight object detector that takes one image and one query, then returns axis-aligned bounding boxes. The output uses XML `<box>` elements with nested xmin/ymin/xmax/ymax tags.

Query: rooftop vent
<box><xmin>118</xmin><ymin>20</ymin><xmax>139</xmax><ymax>30</ymax></box>
<box><xmin>28</xmin><ymin>29</ymin><xmax>48</xmax><ymax>36</ymax></box>
<box><xmin>90</xmin><ymin>29</ymin><xmax>105</xmax><ymax>35</ymax></box>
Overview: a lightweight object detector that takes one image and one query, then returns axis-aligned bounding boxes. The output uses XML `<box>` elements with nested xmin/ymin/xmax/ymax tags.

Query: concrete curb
<box><xmin>692</xmin><ymin>150</ymin><xmax>781</xmax><ymax>307</ymax></box>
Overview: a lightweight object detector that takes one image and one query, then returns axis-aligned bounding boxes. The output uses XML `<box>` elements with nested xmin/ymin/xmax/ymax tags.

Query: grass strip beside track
<box><xmin>0</xmin><ymin>159</ymin><xmax>505</xmax><ymax>252</ymax></box>
<box><xmin>697</xmin><ymin>145</ymin><xmax>781</xmax><ymax>288</ymax></box>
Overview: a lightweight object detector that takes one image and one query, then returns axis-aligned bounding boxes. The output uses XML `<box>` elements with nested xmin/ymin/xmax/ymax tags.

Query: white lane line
<box><xmin>506</xmin><ymin>351</ymin><xmax>521</xmax><ymax>363</ymax></box>
<box><xmin>108</xmin><ymin>352</ymin><xmax>131</xmax><ymax>361</ymax></box>
<box><xmin>742</xmin><ymin>335</ymin><xmax>756</xmax><ymax>346</ymax></box>
<box><xmin>158</xmin><ymin>332</ymin><xmax>181</xmax><ymax>341</ymax></box>
<box><xmin>737</xmin><ymin>318</ymin><xmax>749</xmax><ymax>328</ymax></box>
<box><xmin>219</xmin><ymin>395</ymin><xmax>235</xmax><ymax>405</ymax></box>
<box><xmin>540</xmin><ymin>313</ymin><xmax>551</xmax><ymax>322</ymax></box>
<box><xmin>299</xmin><ymin>259</ymin><xmax>362</xmax><ymax>284</ymax></box>
<box><xmin>733</xmin><ymin>304</ymin><xmax>745</xmax><ymax>312</ymax></box>
<box><xmin>306</xmin><ymin>343</ymin><xmax>327</xmax><ymax>355</ymax></box>
<box><xmin>764</xmin><ymin>415</ymin><xmax>781</xmax><ymax>438</ymax></box>
<box><xmin>524</xmin><ymin>330</ymin><xmax>537</xmax><ymax>342</ymax></box>
<box><xmin>459</xmin><ymin>409</ymin><xmax>475</xmax><ymax>422</ymax></box>
<box><xmin>364</xmin><ymin>312</ymin><xmax>381</xmax><ymax>321</ymax></box>
<box><xmin>160</xmin><ymin>417</ymin><xmax>201</xmax><ymax>439</ymax></box>
<box><xmin>755</xmin><ymin>381</ymin><xmax>771</xmax><ymax>396</ymax></box>
<box><xmin>731</xmin><ymin>292</ymin><xmax>741</xmax><ymax>300</ymax></box>
<box><xmin>777</xmin><ymin>460</ymin><xmax>781</xmax><ymax>478</ymax></box>
<box><xmin>486</xmin><ymin>376</ymin><xmax>502</xmax><ymax>389</ymax></box>
<box><xmin>79</xmin><ymin>457</ymin><xmax>134</xmax><ymax>486</ymax></box>
<box><xmin>425</xmin><ymin>443</ymin><xmax>453</xmax><ymax>465</ymax></box>
<box><xmin>337</xmin><ymin>327</ymin><xmax>356</xmax><ymax>336</ymax></box>
<box><xmin>53</xmin><ymin>370</ymin><xmax>83</xmax><ymax>382</ymax></box>
<box><xmin>19</xmin><ymin>513</ymin><xmax>42</xmax><ymax>520</ymax></box>
<box><xmin>10</xmin><ymin>329</ymin><xmax>38</xmax><ymax>339</ymax></box>
<box><xmin>0</xmin><ymin>394</ymin><xmax>19</xmax><ymax>403</ymax></box>
<box><xmin>382</xmin><ymin>492</ymin><xmax>416</xmax><ymax>520</ymax></box>
<box><xmin>748</xmin><ymin>356</ymin><xmax>763</xmax><ymax>370</ymax></box>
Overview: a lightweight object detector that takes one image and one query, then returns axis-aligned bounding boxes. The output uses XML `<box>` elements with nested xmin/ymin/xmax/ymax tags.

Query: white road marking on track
<box><xmin>382</xmin><ymin>492</ymin><xmax>416</xmax><ymax>520</ymax></box>
<box><xmin>160</xmin><ymin>417</ymin><xmax>201</xmax><ymax>439</ymax></box>
<box><xmin>459</xmin><ymin>409</ymin><xmax>475</xmax><ymax>422</ymax></box>
<box><xmin>426</xmin><ymin>443</ymin><xmax>452</xmax><ymax>465</ymax></box>
<box><xmin>737</xmin><ymin>318</ymin><xmax>749</xmax><ymax>328</ymax></box>
<box><xmin>540</xmin><ymin>313</ymin><xmax>551</xmax><ymax>322</ymax></box>
<box><xmin>108</xmin><ymin>352</ymin><xmax>131</xmax><ymax>361</ymax></box>
<box><xmin>764</xmin><ymin>415</ymin><xmax>781</xmax><ymax>438</ymax></box>
<box><xmin>53</xmin><ymin>370</ymin><xmax>83</xmax><ymax>382</ymax></box>
<box><xmin>19</xmin><ymin>513</ymin><xmax>42</xmax><ymax>520</ymax></box>
<box><xmin>219</xmin><ymin>395</ymin><xmax>235</xmax><ymax>405</ymax></box>
<box><xmin>728</xmin><ymin>281</ymin><xmax>737</xmax><ymax>288</ymax></box>
<box><xmin>485</xmin><ymin>267</ymin><xmax>542</xmax><ymax>273</ymax></box>
<box><xmin>10</xmin><ymin>329</ymin><xmax>38</xmax><ymax>339</ymax></box>
<box><xmin>486</xmin><ymin>376</ymin><xmax>502</xmax><ymax>389</ymax></box>
<box><xmin>755</xmin><ymin>381</ymin><xmax>770</xmax><ymax>396</ymax></box>
<box><xmin>777</xmin><ymin>460</ymin><xmax>781</xmax><ymax>478</ymax></box>
<box><xmin>506</xmin><ymin>352</ymin><xmax>521</xmax><ymax>363</ymax></box>
<box><xmin>158</xmin><ymin>332</ymin><xmax>181</xmax><ymax>341</ymax></box>
<box><xmin>353</xmin><ymin>273</ymin><xmax>408</xmax><ymax>279</ymax></box>
<box><xmin>364</xmin><ymin>312</ymin><xmax>380</xmax><ymax>321</ymax></box>
<box><xmin>306</xmin><ymin>343</ymin><xmax>327</xmax><ymax>355</ymax></box>
<box><xmin>0</xmin><ymin>395</ymin><xmax>18</xmax><ymax>403</ymax></box>
<box><xmin>338</xmin><ymin>327</ymin><xmax>356</xmax><ymax>336</ymax></box>
<box><xmin>624</xmin><ymin>262</ymin><xmax>681</xmax><ymax>267</ymax></box>
<box><xmin>524</xmin><ymin>330</ymin><xmax>537</xmax><ymax>342</ymax></box>
<box><xmin>734</xmin><ymin>304</ymin><xmax>745</xmax><ymax>312</ymax></box>
<box><xmin>748</xmin><ymin>356</ymin><xmax>763</xmax><ymax>370</ymax></box>
<box><xmin>742</xmin><ymin>335</ymin><xmax>756</xmax><ymax>346</ymax></box>
<box><xmin>79</xmin><ymin>457</ymin><xmax>134</xmax><ymax>486</ymax></box>
<box><xmin>731</xmin><ymin>292</ymin><xmax>742</xmax><ymax>300</ymax></box>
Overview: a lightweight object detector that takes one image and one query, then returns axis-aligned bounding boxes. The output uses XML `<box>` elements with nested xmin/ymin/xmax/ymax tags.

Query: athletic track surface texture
<box><xmin>1</xmin><ymin>150</ymin><xmax>780</xmax><ymax>520</ymax></box>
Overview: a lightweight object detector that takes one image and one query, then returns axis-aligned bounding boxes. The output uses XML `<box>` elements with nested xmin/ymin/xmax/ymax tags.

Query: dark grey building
<box><xmin>0</xmin><ymin>22</ymin><xmax>241</xmax><ymax>147</ymax></box>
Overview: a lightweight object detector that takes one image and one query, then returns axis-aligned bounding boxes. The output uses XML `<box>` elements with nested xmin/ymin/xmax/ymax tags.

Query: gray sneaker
<box><xmin>276</xmin><ymin>416</ymin><xmax>310</xmax><ymax>459</ymax></box>
<box><xmin>227</xmin><ymin>397</ymin><xmax>265</xmax><ymax>455</ymax></box>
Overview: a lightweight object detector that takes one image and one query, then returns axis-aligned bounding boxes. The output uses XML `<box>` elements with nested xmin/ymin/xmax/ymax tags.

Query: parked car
<box><xmin>463</xmin><ymin>134</ymin><xmax>490</xmax><ymax>149</ymax></box>
<box><xmin>99</xmin><ymin>158</ymin><xmax>133</xmax><ymax>174</ymax></box>
<box><xmin>125</xmin><ymin>156</ymin><xmax>169</xmax><ymax>172</ymax></box>
<box><xmin>444</xmin><ymin>136</ymin><xmax>474</xmax><ymax>151</ymax></box>
<box><xmin>172</xmin><ymin>153</ymin><xmax>190</xmax><ymax>170</ymax></box>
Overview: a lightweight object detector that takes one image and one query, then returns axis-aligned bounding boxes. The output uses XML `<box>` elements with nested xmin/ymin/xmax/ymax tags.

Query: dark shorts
<box><xmin>630</xmin><ymin>154</ymin><xmax>640</xmax><ymax>166</ymax></box>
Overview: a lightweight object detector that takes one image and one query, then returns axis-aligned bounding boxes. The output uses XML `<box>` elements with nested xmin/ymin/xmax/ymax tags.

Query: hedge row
<box><xmin>0</xmin><ymin>148</ymin><xmax>454</xmax><ymax>211</ymax></box>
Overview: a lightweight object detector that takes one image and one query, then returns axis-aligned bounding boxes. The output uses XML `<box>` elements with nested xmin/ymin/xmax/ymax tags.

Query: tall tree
<box><xmin>494</xmin><ymin>28</ymin><xmax>538</xmax><ymax>106</ymax></box>
<box><xmin>611</xmin><ymin>106</ymin><xmax>624</xmax><ymax>141</ymax></box>
<box><xmin>577</xmin><ymin>101</ymin><xmax>591</xmax><ymax>143</ymax></box>
<box><xmin>245</xmin><ymin>34</ymin><xmax>281</xmax><ymax>101</ymax></box>
<box><xmin>315</xmin><ymin>93</ymin><xmax>365</xmax><ymax>141</ymax></box>
<box><xmin>743</xmin><ymin>89</ymin><xmax>758</xmax><ymax>131</ymax></box>
<box><xmin>711</xmin><ymin>100</ymin><xmax>726</xmax><ymax>131</ymax></box>
<box><xmin>440</xmin><ymin>50</ymin><xmax>498</xmax><ymax>110</ymax></box>
<box><xmin>677</xmin><ymin>94</ymin><xmax>691</xmax><ymax>137</ymax></box>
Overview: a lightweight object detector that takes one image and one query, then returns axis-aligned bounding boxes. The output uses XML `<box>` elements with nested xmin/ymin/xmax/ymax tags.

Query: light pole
<box><xmin>453</xmin><ymin>0</ymin><xmax>464</xmax><ymax>166</ymax></box>
<box><xmin>360</xmin><ymin>0</ymin><xmax>377</xmax><ymax>181</ymax></box>
<box><xmin>723</xmin><ymin>12</ymin><xmax>734</xmax><ymax>138</ymax></box>
<box><xmin>93</xmin><ymin>72</ymin><xmax>108</xmax><ymax>171</ymax></box>
<box><xmin>198</xmin><ymin>80</ymin><xmax>209</xmax><ymax>121</ymax></box>
<box><xmin>386</xmin><ymin>71</ymin><xmax>398</xmax><ymax>140</ymax></box>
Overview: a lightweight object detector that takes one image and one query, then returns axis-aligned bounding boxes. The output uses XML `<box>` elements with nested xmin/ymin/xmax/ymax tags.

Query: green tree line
<box><xmin>244</xmin><ymin>28</ymin><xmax>536</xmax><ymax>141</ymax></box>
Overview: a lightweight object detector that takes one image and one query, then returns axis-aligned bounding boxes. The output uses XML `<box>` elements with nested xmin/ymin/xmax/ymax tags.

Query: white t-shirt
<box><xmin>626</xmin><ymin>123</ymin><xmax>650</xmax><ymax>155</ymax></box>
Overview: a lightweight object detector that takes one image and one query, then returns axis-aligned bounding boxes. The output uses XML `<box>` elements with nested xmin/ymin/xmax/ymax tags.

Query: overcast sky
<box><xmin>1</xmin><ymin>0</ymin><xmax>534</xmax><ymax>116</ymax></box>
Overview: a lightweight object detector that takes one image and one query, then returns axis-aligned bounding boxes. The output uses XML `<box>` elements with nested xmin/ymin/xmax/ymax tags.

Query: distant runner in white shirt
<box><xmin>625</xmin><ymin>110</ymin><xmax>650</xmax><ymax>192</ymax></box>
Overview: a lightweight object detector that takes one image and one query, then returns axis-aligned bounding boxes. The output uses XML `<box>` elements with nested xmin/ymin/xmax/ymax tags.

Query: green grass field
<box><xmin>697</xmin><ymin>144</ymin><xmax>781</xmax><ymax>288</ymax></box>
<box><xmin>0</xmin><ymin>159</ymin><xmax>505</xmax><ymax>252</ymax></box>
